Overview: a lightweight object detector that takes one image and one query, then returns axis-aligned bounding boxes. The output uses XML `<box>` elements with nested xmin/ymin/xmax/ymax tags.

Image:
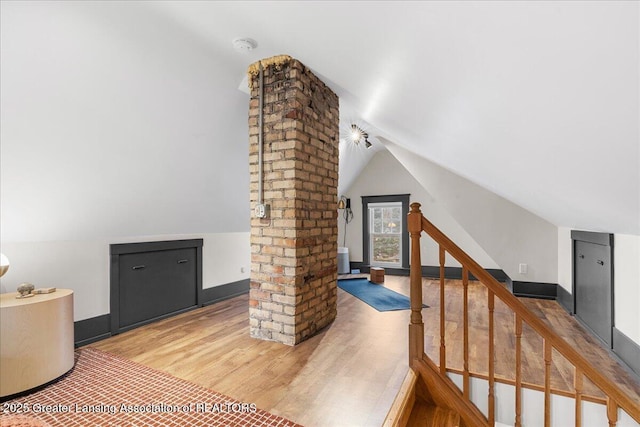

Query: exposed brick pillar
<box><xmin>248</xmin><ymin>56</ymin><xmax>339</xmax><ymax>345</ymax></box>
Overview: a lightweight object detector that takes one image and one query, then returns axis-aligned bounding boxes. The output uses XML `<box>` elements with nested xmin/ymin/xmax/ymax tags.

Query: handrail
<box><xmin>407</xmin><ymin>202</ymin><xmax>640</xmax><ymax>425</ymax></box>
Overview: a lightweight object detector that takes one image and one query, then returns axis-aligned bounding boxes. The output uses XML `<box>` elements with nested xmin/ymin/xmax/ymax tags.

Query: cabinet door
<box><xmin>118</xmin><ymin>248</ymin><xmax>197</xmax><ymax>330</ymax></box>
<box><xmin>574</xmin><ymin>240</ymin><xmax>612</xmax><ymax>347</ymax></box>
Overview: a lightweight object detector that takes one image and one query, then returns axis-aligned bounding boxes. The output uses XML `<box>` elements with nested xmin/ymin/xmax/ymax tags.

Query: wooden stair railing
<box><xmin>407</xmin><ymin>202</ymin><xmax>640</xmax><ymax>427</ymax></box>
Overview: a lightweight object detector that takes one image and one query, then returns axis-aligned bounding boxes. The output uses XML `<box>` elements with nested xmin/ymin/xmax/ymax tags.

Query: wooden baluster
<box><xmin>407</xmin><ymin>203</ymin><xmax>424</xmax><ymax>365</ymax></box>
<box><xmin>439</xmin><ymin>245</ymin><xmax>446</xmax><ymax>375</ymax></box>
<box><xmin>515</xmin><ymin>314</ymin><xmax>523</xmax><ymax>427</ymax></box>
<box><xmin>462</xmin><ymin>266</ymin><xmax>470</xmax><ymax>400</ymax></box>
<box><xmin>488</xmin><ymin>290</ymin><xmax>495</xmax><ymax>425</ymax></box>
<box><xmin>544</xmin><ymin>339</ymin><xmax>552</xmax><ymax>427</ymax></box>
<box><xmin>607</xmin><ymin>397</ymin><xmax>618</xmax><ymax>427</ymax></box>
<box><xmin>413</xmin><ymin>202</ymin><xmax>640</xmax><ymax>425</ymax></box>
<box><xmin>574</xmin><ymin>367</ymin><xmax>583</xmax><ymax>427</ymax></box>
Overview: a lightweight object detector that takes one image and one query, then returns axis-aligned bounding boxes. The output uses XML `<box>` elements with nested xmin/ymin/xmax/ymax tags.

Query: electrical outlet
<box><xmin>255</xmin><ymin>204</ymin><xmax>269</xmax><ymax>218</ymax></box>
<box><xmin>519</xmin><ymin>263</ymin><xmax>528</xmax><ymax>274</ymax></box>
<box><xmin>240</xmin><ymin>266</ymin><xmax>246</xmax><ymax>274</ymax></box>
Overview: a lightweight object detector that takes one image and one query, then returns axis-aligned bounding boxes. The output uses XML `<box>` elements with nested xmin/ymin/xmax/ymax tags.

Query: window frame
<box><xmin>361</xmin><ymin>194</ymin><xmax>410</xmax><ymax>270</ymax></box>
<box><xmin>368</xmin><ymin>202</ymin><xmax>403</xmax><ymax>268</ymax></box>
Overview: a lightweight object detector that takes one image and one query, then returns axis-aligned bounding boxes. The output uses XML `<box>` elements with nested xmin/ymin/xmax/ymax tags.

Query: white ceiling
<box><xmin>149</xmin><ymin>1</ymin><xmax>638</xmax><ymax>234</ymax></box>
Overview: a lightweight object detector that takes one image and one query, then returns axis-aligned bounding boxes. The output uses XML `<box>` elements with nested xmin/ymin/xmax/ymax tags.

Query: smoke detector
<box><xmin>232</xmin><ymin>38</ymin><xmax>257</xmax><ymax>53</ymax></box>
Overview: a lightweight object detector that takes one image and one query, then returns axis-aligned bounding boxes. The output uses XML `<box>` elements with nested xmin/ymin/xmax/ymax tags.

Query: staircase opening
<box><xmin>384</xmin><ymin>202</ymin><xmax>640</xmax><ymax>427</ymax></box>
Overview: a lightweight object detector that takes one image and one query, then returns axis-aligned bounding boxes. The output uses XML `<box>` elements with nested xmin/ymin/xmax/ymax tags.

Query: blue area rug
<box><xmin>337</xmin><ymin>279</ymin><xmax>428</xmax><ymax>312</ymax></box>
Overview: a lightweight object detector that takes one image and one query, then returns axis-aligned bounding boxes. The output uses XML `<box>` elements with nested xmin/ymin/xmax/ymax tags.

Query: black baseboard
<box><xmin>351</xmin><ymin>262</ymin><xmax>554</xmax><ymax>300</ymax></box>
<box><xmin>567</xmin><ymin>309</ymin><xmax>640</xmax><ymax>383</ymax></box>
<box><xmin>202</xmin><ymin>279</ymin><xmax>250</xmax><ymax>306</ymax></box>
<box><xmin>549</xmin><ymin>285</ymin><xmax>639</xmax><ymax>378</ymax></box>
<box><xmin>349</xmin><ymin>262</ymin><xmax>509</xmax><ymax>283</ymax></box>
<box><xmin>556</xmin><ymin>285</ymin><xmax>574</xmax><ymax>313</ymax></box>
<box><xmin>509</xmin><ymin>281</ymin><xmax>557</xmax><ymax>300</ymax></box>
<box><xmin>562</xmin><ymin>298</ymin><xmax>640</xmax><ymax>383</ymax></box>
<box><xmin>349</xmin><ymin>262</ymin><xmax>408</xmax><ymax>276</ymax></box>
<box><xmin>74</xmin><ymin>279</ymin><xmax>250</xmax><ymax>347</ymax></box>
<box><xmin>422</xmin><ymin>266</ymin><xmax>509</xmax><ymax>282</ymax></box>
<box><xmin>613</xmin><ymin>327</ymin><xmax>640</xmax><ymax>378</ymax></box>
<box><xmin>74</xmin><ymin>314</ymin><xmax>111</xmax><ymax>347</ymax></box>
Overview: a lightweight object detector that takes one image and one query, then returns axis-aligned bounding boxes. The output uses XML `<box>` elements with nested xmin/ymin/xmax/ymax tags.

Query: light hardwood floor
<box><xmin>88</xmin><ymin>276</ymin><xmax>640</xmax><ymax>426</ymax></box>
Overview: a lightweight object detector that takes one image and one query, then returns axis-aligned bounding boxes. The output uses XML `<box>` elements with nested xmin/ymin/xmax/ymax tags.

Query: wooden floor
<box><xmin>88</xmin><ymin>276</ymin><xmax>640</xmax><ymax>426</ymax></box>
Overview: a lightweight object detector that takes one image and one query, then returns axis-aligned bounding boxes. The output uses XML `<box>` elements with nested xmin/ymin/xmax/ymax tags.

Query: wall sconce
<box><xmin>338</xmin><ymin>196</ymin><xmax>353</xmax><ymax>247</ymax></box>
<box><xmin>338</xmin><ymin>195</ymin><xmax>352</xmax><ymax>212</ymax></box>
<box><xmin>350</xmin><ymin>124</ymin><xmax>372</xmax><ymax>148</ymax></box>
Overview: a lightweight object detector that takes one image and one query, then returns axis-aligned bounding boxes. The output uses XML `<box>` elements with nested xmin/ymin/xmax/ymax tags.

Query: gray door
<box><xmin>574</xmin><ymin>239</ymin><xmax>613</xmax><ymax>347</ymax></box>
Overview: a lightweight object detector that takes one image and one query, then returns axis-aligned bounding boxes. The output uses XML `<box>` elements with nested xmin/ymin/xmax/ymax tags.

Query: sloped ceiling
<box><xmin>5</xmin><ymin>2</ymin><xmax>633</xmax><ymax>237</ymax></box>
<box><xmin>147</xmin><ymin>1</ymin><xmax>639</xmax><ymax>235</ymax></box>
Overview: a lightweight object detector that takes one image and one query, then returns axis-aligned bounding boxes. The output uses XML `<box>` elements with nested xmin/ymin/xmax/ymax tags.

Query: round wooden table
<box><xmin>1</xmin><ymin>289</ymin><xmax>74</xmax><ymax>397</ymax></box>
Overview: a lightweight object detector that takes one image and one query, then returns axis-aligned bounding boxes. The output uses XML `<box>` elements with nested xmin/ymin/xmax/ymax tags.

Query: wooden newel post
<box><xmin>408</xmin><ymin>202</ymin><xmax>424</xmax><ymax>365</ymax></box>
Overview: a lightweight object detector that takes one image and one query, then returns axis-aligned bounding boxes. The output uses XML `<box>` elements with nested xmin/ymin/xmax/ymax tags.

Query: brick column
<box><xmin>248</xmin><ymin>56</ymin><xmax>339</xmax><ymax>345</ymax></box>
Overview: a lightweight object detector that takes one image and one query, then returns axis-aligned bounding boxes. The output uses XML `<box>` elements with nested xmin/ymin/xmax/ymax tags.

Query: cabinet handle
<box><xmin>597</xmin><ymin>260</ymin><xmax>604</xmax><ymax>265</ymax></box>
<box><xmin>578</xmin><ymin>254</ymin><xmax>585</xmax><ymax>259</ymax></box>
<box><xmin>132</xmin><ymin>265</ymin><xmax>146</xmax><ymax>270</ymax></box>
<box><xmin>177</xmin><ymin>259</ymin><xmax>189</xmax><ymax>264</ymax></box>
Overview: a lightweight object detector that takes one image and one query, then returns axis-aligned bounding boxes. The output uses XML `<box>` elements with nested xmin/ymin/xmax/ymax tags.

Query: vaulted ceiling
<box><xmin>149</xmin><ymin>1</ymin><xmax>639</xmax><ymax>235</ymax></box>
<box><xmin>2</xmin><ymin>1</ymin><xmax>637</xmax><ymax>238</ymax></box>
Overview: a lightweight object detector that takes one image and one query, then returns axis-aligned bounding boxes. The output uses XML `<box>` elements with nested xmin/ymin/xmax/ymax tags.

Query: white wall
<box><xmin>614</xmin><ymin>234</ymin><xmax>640</xmax><ymax>343</ymax></box>
<box><xmin>0</xmin><ymin>233</ymin><xmax>250</xmax><ymax>321</ymax></box>
<box><xmin>339</xmin><ymin>150</ymin><xmax>499</xmax><ymax>269</ymax></box>
<box><xmin>384</xmin><ymin>139</ymin><xmax>558</xmax><ymax>283</ymax></box>
<box><xmin>557</xmin><ymin>227</ymin><xmax>573</xmax><ymax>293</ymax></box>
<box><xmin>0</xmin><ymin>2</ymin><xmax>251</xmax><ymax>320</ymax></box>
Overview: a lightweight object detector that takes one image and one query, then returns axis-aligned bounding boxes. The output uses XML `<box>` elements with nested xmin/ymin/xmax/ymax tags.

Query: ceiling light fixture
<box><xmin>350</xmin><ymin>124</ymin><xmax>372</xmax><ymax>149</ymax></box>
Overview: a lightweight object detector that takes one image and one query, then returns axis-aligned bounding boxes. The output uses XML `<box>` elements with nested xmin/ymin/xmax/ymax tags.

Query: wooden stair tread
<box><xmin>407</xmin><ymin>400</ymin><xmax>460</xmax><ymax>427</ymax></box>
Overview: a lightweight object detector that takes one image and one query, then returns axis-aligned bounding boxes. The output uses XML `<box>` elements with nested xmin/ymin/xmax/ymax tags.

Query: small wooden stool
<box><xmin>370</xmin><ymin>267</ymin><xmax>385</xmax><ymax>284</ymax></box>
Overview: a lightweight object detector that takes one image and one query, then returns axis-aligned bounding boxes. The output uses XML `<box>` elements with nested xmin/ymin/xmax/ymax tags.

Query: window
<box><xmin>369</xmin><ymin>202</ymin><xmax>402</xmax><ymax>267</ymax></box>
<box><xmin>361</xmin><ymin>194</ymin><xmax>410</xmax><ymax>270</ymax></box>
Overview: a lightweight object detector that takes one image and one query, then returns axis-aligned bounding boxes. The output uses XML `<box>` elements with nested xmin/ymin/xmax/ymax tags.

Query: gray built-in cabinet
<box><xmin>110</xmin><ymin>239</ymin><xmax>203</xmax><ymax>334</ymax></box>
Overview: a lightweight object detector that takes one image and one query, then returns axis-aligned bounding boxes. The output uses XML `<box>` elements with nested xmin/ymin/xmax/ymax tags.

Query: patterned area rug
<box><xmin>1</xmin><ymin>348</ymin><xmax>300</xmax><ymax>427</ymax></box>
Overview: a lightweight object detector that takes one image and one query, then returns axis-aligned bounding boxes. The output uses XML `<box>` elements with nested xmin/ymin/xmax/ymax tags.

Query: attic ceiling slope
<box><xmin>150</xmin><ymin>1</ymin><xmax>639</xmax><ymax>235</ymax></box>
